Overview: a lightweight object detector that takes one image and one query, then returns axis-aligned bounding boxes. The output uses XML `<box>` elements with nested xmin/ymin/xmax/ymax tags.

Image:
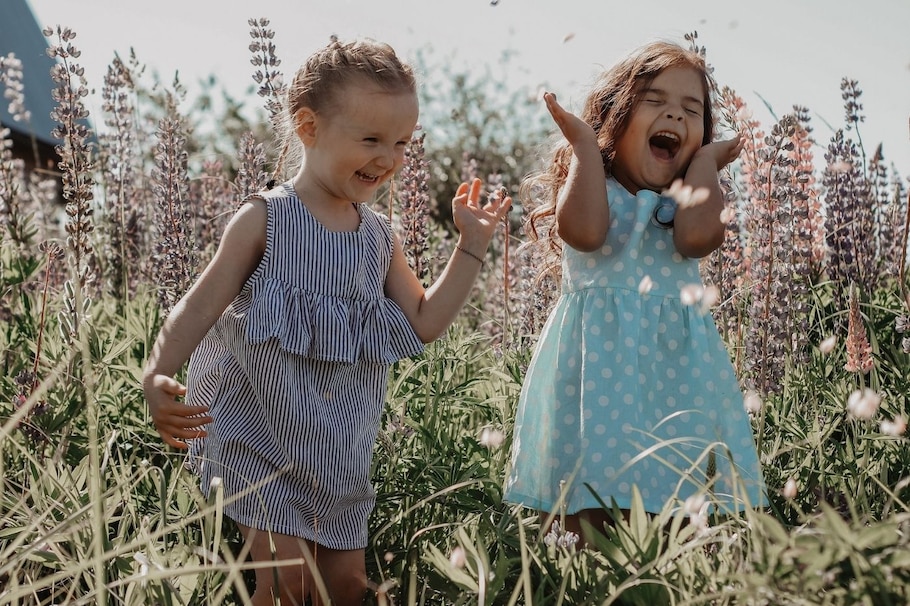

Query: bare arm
<box><xmin>673</xmin><ymin>134</ymin><xmax>742</xmax><ymax>258</ymax></box>
<box><xmin>385</xmin><ymin>178</ymin><xmax>511</xmax><ymax>342</ymax></box>
<box><xmin>142</xmin><ymin>199</ymin><xmax>267</xmax><ymax>448</ymax></box>
<box><xmin>544</xmin><ymin>92</ymin><xmax>610</xmax><ymax>252</ymax></box>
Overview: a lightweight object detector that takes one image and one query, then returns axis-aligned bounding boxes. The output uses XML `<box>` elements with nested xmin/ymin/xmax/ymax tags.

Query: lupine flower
<box><xmin>543</xmin><ymin>520</ymin><xmax>579</xmax><ymax>550</ymax></box>
<box><xmin>881</xmin><ymin>416</ymin><xmax>907</xmax><ymax>437</ymax></box>
<box><xmin>234</xmin><ymin>131</ymin><xmax>269</xmax><ymax>203</ymax></box>
<box><xmin>846</xmin><ymin>388</ymin><xmax>881</xmax><ymax>420</ymax></box>
<box><xmin>46</xmin><ymin>26</ymin><xmax>97</xmax><ymax>323</ymax></box>
<box><xmin>248</xmin><ymin>18</ymin><xmax>285</xmax><ymax>133</ymax></box>
<box><xmin>397</xmin><ymin>130</ymin><xmax>431</xmax><ymax>283</ymax></box>
<box><xmin>844</xmin><ymin>288</ymin><xmax>874</xmax><ymax>374</ymax></box>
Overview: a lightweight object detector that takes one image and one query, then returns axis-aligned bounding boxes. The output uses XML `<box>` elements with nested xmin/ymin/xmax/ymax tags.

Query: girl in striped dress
<box><xmin>143</xmin><ymin>38</ymin><xmax>511</xmax><ymax>605</ymax></box>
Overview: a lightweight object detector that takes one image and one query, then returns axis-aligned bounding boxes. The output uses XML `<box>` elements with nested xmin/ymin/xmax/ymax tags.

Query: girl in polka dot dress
<box><xmin>504</xmin><ymin>40</ymin><xmax>766</xmax><ymax>541</ymax></box>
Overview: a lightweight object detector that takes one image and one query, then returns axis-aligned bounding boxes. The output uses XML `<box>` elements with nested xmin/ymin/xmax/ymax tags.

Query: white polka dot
<box><xmin>695</xmin><ymin>424</ymin><xmax>706</xmax><ymax>435</ymax></box>
<box><xmin>604</xmin><ymin>466</ymin><xmax>617</xmax><ymax>478</ymax></box>
<box><xmin>638</xmin><ymin>345</ymin><xmax>649</xmax><ymax>356</ymax></box>
<box><xmin>624</xmin><ymin>365</ymin><xmax>635</xmax><ymax>376</ymax></box>
<box><xmin>563</xmin><ymin>443</ymin><xmax>575</xmax><ymax>454</ymax></box>
<box><xmin>610</xmin><ymin>408</ymin><xmax>621</xmax><ymax>420</ymax></box>
<box><xmin>679</xmin><ymin>355</ymin><xmax>689</xmax><ymax>366</ymax></box>
<box><xmin>600</xmin><ymin>368</ymin><xmax>613</xmax><ymax>380</ymax></box>
<box><xmin>586</xmin><ymin>258</ymin><xmax>597</xmax><ymax>269</ymax></box>
<box><xmin>595</xmin><ymin>424</ymin><xmax>606</xmax><ymax>435</ymax></box>
<box><xmin>619</xmin><ymin>482</ymin><xmax>631</xmax><ymax>493</ymax></box>
<box><xmin>643</xmin><ymin>256</ymin><xmax>655</xmax><ymax>266</ymax></box>
<box><xmin>607</xmin><ymin>437</ymin><xmax>617</xmax><ymax>448</ymax></box>
<box><xmin>655</xmin><ymin>240</ymin><xmax>667</xmax><ymax>250</ymax></box>
<box><xmin>623</xmin><ymin>393</ymin><xmax>634</xmax><ymax>404</ymax></box>
<box><xmin>666</xmin><ymin>425</ymin><xmax>677</xmax><ymax>436</ymax></box>
<box><xmin>624</xmin><ymin>337</ymin><xmax>635</xmax><ymax>348</ymax></box>
<box><xmin>592</xmin><ymin>452</ymin><xmax>602</xmax><ymax>463</ymax></box>
<box><xmin>585</xmin><ymin>380</ymin><xmax>596</xmax><ymax>392</ymax></box>
<box><xmin>564</xmin><ymin>385</ymin><xmax>576</xmax><ymax>396</ymax></box>
<box><xmin>666</xmin><ymin>396</ymin><xmax>676</xmax><ymax>408</ymax></box>
<box><xmin>602</xmin><ymin>246</ymin><xmax>613</xmax><ymax>256</ymax></box>
<box><xmin>661</xmin><ymin>267</ymin><xmax>672</xmax><ymax>277</ymax></box>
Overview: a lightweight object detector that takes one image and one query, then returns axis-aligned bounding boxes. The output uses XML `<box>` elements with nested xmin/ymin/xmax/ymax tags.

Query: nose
<box><xmin>666</xmin><ymin>109</ymin><xmax>683</xmax><ymax>122</ymax></box>
<box><xmin>376</xmin><ymin>146</ymin><xmax>398</xmax><ymax>171</ymax></box>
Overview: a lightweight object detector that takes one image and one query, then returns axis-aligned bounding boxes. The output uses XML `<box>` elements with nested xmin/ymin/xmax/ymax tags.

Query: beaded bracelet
<box><xmin>455</xmin><ymin>245</ymin><xmax>484</xmax><ymax>266</ymax></box>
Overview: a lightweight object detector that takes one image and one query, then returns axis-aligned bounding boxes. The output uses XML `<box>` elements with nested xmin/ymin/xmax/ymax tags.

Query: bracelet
<box><xmin>455</xmin><ymin>245</ymin><xmax>484</xmax><ymax>266</ymax></box>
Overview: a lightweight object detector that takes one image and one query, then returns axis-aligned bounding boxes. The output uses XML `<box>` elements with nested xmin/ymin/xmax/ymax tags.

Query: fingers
<box><xmin>152</xmin><ymin>405</ymin><xmax>211</xmax><ymax>449</ymax></box>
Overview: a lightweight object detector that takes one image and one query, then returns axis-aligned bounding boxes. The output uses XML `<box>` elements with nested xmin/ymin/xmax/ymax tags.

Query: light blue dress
<box><xmin>504</xmin><ymin>178</ymin><xmax>766</xmax><ymax>514</ymax></box>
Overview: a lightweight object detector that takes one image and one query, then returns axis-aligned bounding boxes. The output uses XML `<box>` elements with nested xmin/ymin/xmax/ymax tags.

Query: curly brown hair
<box><xmin>521</xmin><ymin>40</ymin><xmax>717</xmax><ymax>273</ymax></box>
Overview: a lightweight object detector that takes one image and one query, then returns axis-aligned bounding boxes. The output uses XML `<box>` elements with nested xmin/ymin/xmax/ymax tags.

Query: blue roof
<box><xmin>0</xmin><ymin>0</ymin><xmax>64</xmax><ymax>147</ymax></box>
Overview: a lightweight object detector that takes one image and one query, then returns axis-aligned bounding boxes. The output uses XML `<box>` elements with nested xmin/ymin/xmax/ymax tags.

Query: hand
<box><xmin>543</xmin><ymin>92</ymin><xmax>598</xmax><ymax>148</ymax></box>
<box><xmin>451</xmin><ymin>178</ymin><xmax>512</xmax><ymax>252</ymax></box>
<box><xmin>695</xmin><ymin>134</ymin><xmax>743</xmax><ymax>171</ymax></box>
<box><xmin>143</xmin><ymin>373</ymin><xmax>211</xmax><ymax>449</ymax></box>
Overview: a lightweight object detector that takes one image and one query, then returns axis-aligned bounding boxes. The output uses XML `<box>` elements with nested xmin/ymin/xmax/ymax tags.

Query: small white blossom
<box><xmin>638</xmin><ymin>275</ymin><xmax>654</xmax><ymax>295</ymax></box>
<box><xmin>743</xmin><ymin>390</ymin><xmax>763</xmax><ymax>414</ymax></box>
<box><xmin>384</xmin><ymin>551</ymin><xmax>395</xmax><ymax>563</ymax></box>
<box><xmin>479</xmin><ymin>427</ymin><xmax>504</xmax><ymax>449</ymax></box>
<box><xmin>680</xmin><ymin>284</ymin><xmax>704</xmax><ymax>306</ymax></box>
<box><xmin>819</xmin><ymin>335</ymin><xmax>837</xmax><ymax>355</ymax></box>
<box><xmin>782</xmin><ymin>478</ymin><xmax>798</xmax><ymax>499</ymax></box>
<box><xmin>735</xmin><ymin>106</ymin><xmax>753</xmax><ymax>121</ymax></box>
<box><xmin>881</xmin><ymin>416</ymin><xmax>907</xmax><ymax>437</ymax></box>
<box><xmin>663</xmin><ymin>179</ymin><xmax>710</xmax><ymax>209</ymax></box>
<box><xmin>846</xmin><ymin>388</ymin><xmax>881</xmax><ymax>420</ymax></box>
<box><xmin>719</xmin><ymin>205</ymin><xmax>736</xmax><ymax>224</ymax></box>
<box><xmin>701</xmin><ymin>285</ymin><xmax>720</xmax><ymax>309</ymax></box>
<box><xmin>543</xmin><ymin>520</ymin><xmax>579</xmax><ymax>550</ymax></box>
<box><xmin>449</xmin><ymin>546</ymin><xmax>467</xmax><ymax>569</ymax></box>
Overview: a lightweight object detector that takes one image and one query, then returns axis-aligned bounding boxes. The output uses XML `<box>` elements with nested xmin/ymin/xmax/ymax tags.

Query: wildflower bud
<box><xmin>782</xmin><ymin>478</ymin><xmax>798</xmax><ymax>499</ymax></box>
<box><xmin>719</xmin><ymin>206</ymin><xmax>735</xmax><ymax>224</ymax></box>
<box><xmin>846</xmin><ymin>388</ymin><xmax>881</xmax><ymax>420</ymax></box>
<box><xmin>449</xmin><ymin>546</ymin><xmax>467</xmax><ymax>569</ymax></box>
<box><xmin>680</xmin><ymin>284</ymin><xmax>704</xmax><ymax>306</ymax></box>
<box><xmin>479</xmin><ymin>427</ymin><xmax>505</xmax><ymax>449</ymax></box>
<box><xmin>384</xmin><ymin>551</ymin><xmax>395</xmax><ymax>563</ymax></box>
<box><xmin>743</xmin><ymin>391</ymin><xmax>763</xmax><ymax>414</ymax></box>
<box><xmin>638</xmin><ymin>275</ymin><xmax>654</xmax><ymax>295</ymax></box>
<box><xmin>818</xmin><ymin>335</ymin><xmax>837</xmax><ymax>355</ymax></box>
<box><xmin>881</xmin><ymin>416</ymin><xmax>907</xmax><ymax>437</ymax></box>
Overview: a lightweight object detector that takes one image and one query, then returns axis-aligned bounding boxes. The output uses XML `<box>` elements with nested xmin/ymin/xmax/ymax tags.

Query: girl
<box><xmin>143</xmin><ymin>39</ymin><xmax>510</xmax><ymax>605</ymax></box>
<box><xmin>504</xmin><ymin>40</ymin><xmax>766</xmax><ymax>543</ymax></box>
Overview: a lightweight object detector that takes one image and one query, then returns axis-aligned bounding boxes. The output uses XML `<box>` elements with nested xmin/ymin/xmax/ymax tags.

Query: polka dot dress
<box><xmin>504</xmin><ymin>179</ymin><xmax>766</xmax><ymax>515</ymax></box>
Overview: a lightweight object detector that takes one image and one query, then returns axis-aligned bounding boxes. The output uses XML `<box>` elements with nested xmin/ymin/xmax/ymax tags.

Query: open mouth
<box><xmin>356</xmin><ymin>170</ymin><xmax>380</xmax><ymax>183</ymax></box>
<box><xmin>649</xmin><ymin>131</ymin><xmax>680</xmax><ymax>161</ymax></box>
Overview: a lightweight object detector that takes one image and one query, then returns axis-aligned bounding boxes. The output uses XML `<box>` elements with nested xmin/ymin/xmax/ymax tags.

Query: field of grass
<box><xmin>1</xmin><ymin>23</ymin><xmax>909</xmax><ymax>606</ymax></box>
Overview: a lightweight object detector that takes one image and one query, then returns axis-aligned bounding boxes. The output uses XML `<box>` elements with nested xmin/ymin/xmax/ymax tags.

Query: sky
<box><xmin>25</xmin><ymin>0</ymin><xmax>910</xmax><ymax>177</ymax></box>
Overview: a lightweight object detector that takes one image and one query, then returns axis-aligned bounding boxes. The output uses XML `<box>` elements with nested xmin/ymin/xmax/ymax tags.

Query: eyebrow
<box><xmin>643</xmin><ymin>87</ymin><xmax>704</xmax><ymax>107</ymax></box>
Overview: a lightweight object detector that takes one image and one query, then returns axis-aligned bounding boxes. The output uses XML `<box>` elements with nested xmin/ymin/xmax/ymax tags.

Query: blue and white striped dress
<box><xmin>185</xmin><ymin>183</ymin><xmax>424</xmax><ymax>550</ymax></box>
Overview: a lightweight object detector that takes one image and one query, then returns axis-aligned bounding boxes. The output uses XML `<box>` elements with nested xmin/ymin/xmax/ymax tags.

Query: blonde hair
<box><xmin>271</xmin><ymin>38</ymin><xmax>417</xmax><ymax>181</ymax></box>
<box><xmin>522</xmin><ymin>40</ymin><xmax>717</xmax><ymax>270</ymax></box>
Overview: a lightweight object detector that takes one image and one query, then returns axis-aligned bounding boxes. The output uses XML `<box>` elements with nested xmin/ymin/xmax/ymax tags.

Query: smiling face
<box><xmin>298</xmin><ymin>78</ymin><xmax>419</xmax><ymax>205</ymax></box>
<box><xmin>609</xmin><ymin>66</ymin><xmax>707</xmax><ymax>194</ymax></box>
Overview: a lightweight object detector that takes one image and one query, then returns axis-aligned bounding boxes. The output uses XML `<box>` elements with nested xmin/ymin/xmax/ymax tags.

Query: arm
<box><xmin>672</xmin><ymin>134</ymin><xmax>743</xmax><ymax>258</ymax></box>
<box><xmin>385</xmin><ymin>178</ymin><xmax>511</xmax><ymax>342</ymax></box>
<box><xmin>544</xmin><ymin>92</ymin><xmax>610</xmax><ymax>252</ymax></box>
<box><xmin>142</xmin><ymin>198</ymin><xmax>267</xmax><ymax>448</ymax></box>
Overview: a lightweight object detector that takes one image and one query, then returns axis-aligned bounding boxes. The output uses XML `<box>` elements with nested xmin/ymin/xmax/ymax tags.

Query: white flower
<box><xmin>663</xmin><ymin>179</ymin><xmax>709</xmax><ymax>209</ymax></box>
<box><xmin>638</xmin><ymin>275</ymin><xmax>653</xmax><ymax>295</ymax></box>
<box><xmin>881</xmin><ymin>416</ymin><xmax>907</xmax><ymax>437</ymax></box>
<box><xmin>684</xmin><ymin>494</ymin><xmax>706</xmax><ymax>516</ymax></box>
<box><xmin>829</xmin><ymin>160</ymin><xmax>853</xmax><ymax>173</ymax></box>
<box><xmin>735</xmin><ymin>106</ymin><xmax>753</xmax><ymax>121</ymax></box>
<box><xmin>384</xmin><ymin>551</ymin><xmax>395</xmax><ymax>563</ymax></box>
<box><xmin>719</xmin><ymin>206</ymin><xmax>736</xmax><ymax>224</ymax></box>
<box><xmin>819</xmin><ymin>335</ymin><xmax>837</xmax><ymax>355</ymax></box>
<box><xmin>543</xmin><ymin>520</ymin><xmax>579</xmax><ymax>550</ymax></box>
<box><xmin>479</xmin><ymin>427</ymin><xmax>504</xmax><ymax>448</ymax></box>
<box><xmin>846</xmin><ymin>388</ymin><xmax>881</xmax><ymax>420</ymax></box>
<box><xmin>449</xmin><ymin>546</ymin><xmax>467</xmax><ymax>569</ymax></box>
<box><xmin>701</xmin><ymin>285</ymin><xmax>720</xmax><ymax>309</ymax></box>
<box><xmin>684</xmin><ymin>494</ymin><xmax>711</xmax><ymax>535</ymax></box>
<box><xmin>782</xmin><ymin>478</ymin><xmax>798</xmax><ymax>499</ymax></box>
<box><xmin>743</xmin><ymin>390</ymin><xmax>763</xmax><ymax>414</ymax></box>
<box><xmin>680</xmin><ymin>284</ymin><xmax>704</xmax><ymax>306</ymax></box>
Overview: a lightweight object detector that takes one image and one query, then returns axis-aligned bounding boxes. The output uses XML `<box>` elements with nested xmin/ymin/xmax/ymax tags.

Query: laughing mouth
<box><xmin>650</xmin><ymin>131</ymin><xmax>681</xmax><ymax>160</ymax></box>
<box><xmin>356</xmin><ymin>170</ymin><xmax>380</xmax><ymax>183</ymax></box>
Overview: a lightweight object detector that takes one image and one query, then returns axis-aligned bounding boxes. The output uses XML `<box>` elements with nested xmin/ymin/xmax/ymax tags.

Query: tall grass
<box><xmin>0</xmin><ymin>22</ymin><xmax>909</xmax><ymax>606</ymax></box>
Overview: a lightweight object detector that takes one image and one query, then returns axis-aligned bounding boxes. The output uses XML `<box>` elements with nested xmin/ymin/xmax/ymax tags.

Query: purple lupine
<box><xmin>151</xmin><ymin>92</ymin><xmax>197</xmax><ymax>313</ymax></box>
<box><xmin>99</xmin><ymin>55</ymin><xmax>144</xmax><ymax>300</ymax></box>
<box><xmin>248</xmin><ymin>18</ymin><xmax>285</xmax><ymax>135</ymax></box>
<box><xmin>398</xmin><ymin>130</ymin><xmax>431</xmax><ymax>284</ymax></box>
<box><xmin>46</xmin><ymin>26</ymin><xmax>97</xmax><ymax>339</ymax></box>
<box><xmin>234</xmin><ymin>131</ymin><xmax>269</xmax><ymax>204</ymax></box>
<box><xmin>190</xmin><ymin>159</ymin><xmax>233</xmax><ymax>265</ymax></box>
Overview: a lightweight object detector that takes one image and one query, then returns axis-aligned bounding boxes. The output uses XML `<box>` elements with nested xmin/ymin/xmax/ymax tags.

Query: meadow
<box><xmin>1</xmin><ymin>22</ymin><xmax>909</xmax><ymax>605</ymax></box>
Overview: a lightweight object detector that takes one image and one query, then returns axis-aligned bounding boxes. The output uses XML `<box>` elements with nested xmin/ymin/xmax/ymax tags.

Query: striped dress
<box><xmin>185</xmin><ymin>183</ymin><xmax>424</xmax><ymax>550</ymax></box>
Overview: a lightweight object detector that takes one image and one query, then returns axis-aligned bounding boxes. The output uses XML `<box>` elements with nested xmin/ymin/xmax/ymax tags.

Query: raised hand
<box><xmin>695</xmin><ymin>133</ymin><xmax>744</xmax><ymax>171</ymax></box>
<box><xmin>451</xmin><ymin>177</ymin><xmax>512</xmax><ymax>250</ymax></box>
<box><xmin>543</xmin><ymin>92</ymin><xmax>598</xmax><ymax>148</ymax></box>
<box><xmin>144</xmin><ymin>374</ymin><xmax>211</xmax><ymax>449</ymax></box>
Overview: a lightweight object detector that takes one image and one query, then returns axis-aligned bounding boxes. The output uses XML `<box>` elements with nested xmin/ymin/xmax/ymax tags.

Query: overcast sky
<box><xmin>26</xmin><ymin>0</ymin><xmax>910</xmax><ymax>176</ymax></box>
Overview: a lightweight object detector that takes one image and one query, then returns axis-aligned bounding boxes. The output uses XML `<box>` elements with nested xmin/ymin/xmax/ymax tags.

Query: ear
<box><xmin>294</xmin><ymin>107</ymin><xmax>318</xmax><ymax>145</ymax></box>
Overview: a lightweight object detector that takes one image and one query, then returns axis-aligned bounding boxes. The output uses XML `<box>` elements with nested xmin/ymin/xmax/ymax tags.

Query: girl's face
<box><xmin>300</xmin><ymin>79</ymin><xmax>419</xmax><ymax>205</ymax></box>
<box><xmin>610</xmin><ymin>66</ymin><xmax>706</xmax><ymax>194</ymax></box>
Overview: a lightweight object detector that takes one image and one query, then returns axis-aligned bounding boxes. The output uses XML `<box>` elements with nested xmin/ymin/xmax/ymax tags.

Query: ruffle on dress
<box><xmin>245</xmin><ymin>277</ymin><xmax>424</xmax><ymax>364</ymax></box>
